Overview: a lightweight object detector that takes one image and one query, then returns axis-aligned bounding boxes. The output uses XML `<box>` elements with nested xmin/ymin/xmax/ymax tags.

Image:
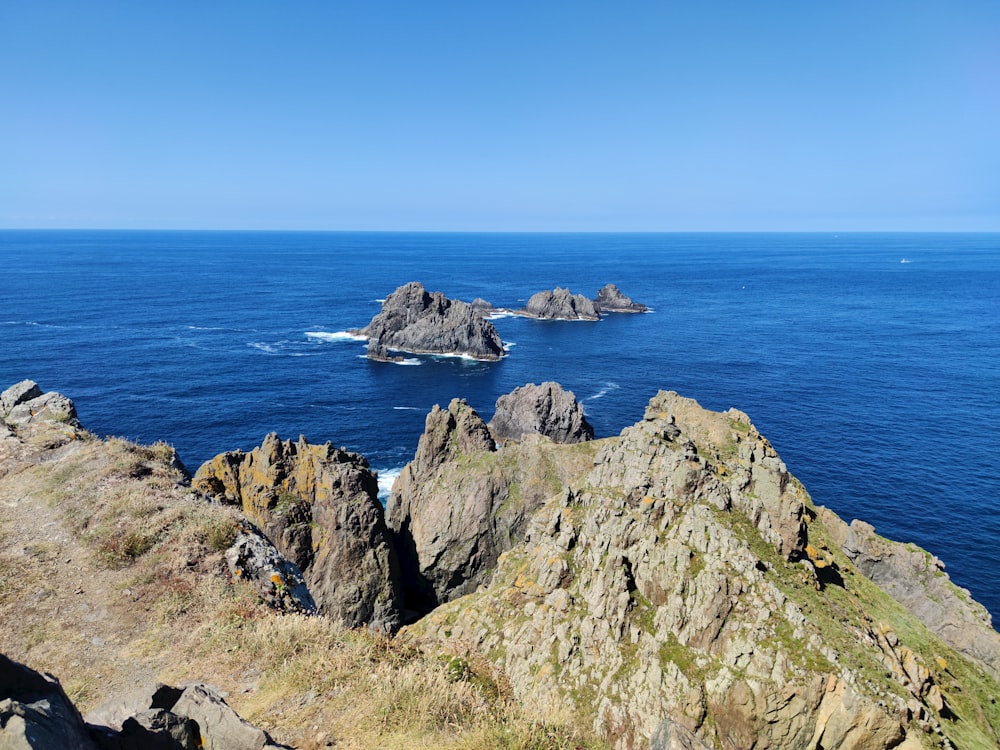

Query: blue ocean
<box><xmin>2</xmin><ymin>231</ymin><xmax>998</xmax><ymax>619</ymax></box>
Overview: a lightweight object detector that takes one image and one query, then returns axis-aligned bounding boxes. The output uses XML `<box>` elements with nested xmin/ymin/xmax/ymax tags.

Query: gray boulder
<box><xmin>594</xmin><ymin>283</ymin><xmax>648</xmax><ymax>313</ymax></box>
<box><xmin>522</xmin><ymin>287</ymin><xmax>600</xmax><ymax>320</ymax></box>
<box><xmin>488</xmin><ymin>382</ymin><xmax>594</xmax><ymax>444</ymax></box>
<box><xmin>0</xmin><ymin>380</ymin><xmax>43</xmax><ymax>421</ymax></box>
<box><xmin>224</xmin><ymin>522</ymin><xmax>317</xmax><ymax>614</ymax></box>
<box><xmin>0</xmin><ymin>653</ymin><xmax>96</xmax><ymax>749</ymax></box>
<box><xmin>356</xmin><ymin>282</ymin><xmax>505</xmax><ymax>361</ymax></box>
<box><xmin>86</xmin><ymin>682</ymin><xmax>289</xmax><ymax>750</ymax></box>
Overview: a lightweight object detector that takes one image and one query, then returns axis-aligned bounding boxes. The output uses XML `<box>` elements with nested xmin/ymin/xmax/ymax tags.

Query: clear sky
<box><xmin>2</xmin><ymin>1</ymin><xmax>998</xmax><ymax>231</ymax></box>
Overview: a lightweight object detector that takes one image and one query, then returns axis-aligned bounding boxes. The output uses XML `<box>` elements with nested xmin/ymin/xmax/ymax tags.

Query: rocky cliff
<box><xmin>355</xmin><ymin>281</ymin><xmax>505</xmax><ymax>361</ymax></box>
<box><xmin>403</xmin><ymin>391</ymin><xmax>1000</xmax><ymax>749</ymax></box>
<box><xmin>522</xmin><ymin>287</ymin><xmax>601</xmax><ymax>320</ymax></box>
<box><xmin>594</xmin><ymin>283</ymin><xmax>648</xmax><ymax>313</ymax></box>
<box><xmin>386</xmin><ymin>398</ymin><xmax>599</xmax><ymax>614</ymax></box>
<box><xmin>192</xmin><ymin>433</ymin><xmax>402</xmax><ymax>631</ymax></box>
<box><xmin>489</xmin><ymin>381</ymin><xmax>594</xmax><ymax>445</ymax></box>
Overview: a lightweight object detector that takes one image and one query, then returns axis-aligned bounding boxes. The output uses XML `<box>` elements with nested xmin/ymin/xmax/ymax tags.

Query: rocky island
<box><xmin>352</xmin><ymin>281</ymin><xmax>505</xmax><ymax>361</ymax></box>
<box><xmin>594</xmin><ymin>282</ymin><xmax>649</xmax><ymax>313</ymax></box>
<box><xmin>3</xmin><ymin>378</ymin><xmax>1000</xmax><ymax>749</ymax></box>
<box><xmin>520</xmin><ymin>286</ymin><xmax>602</xmax><ymax>320</ymax></box>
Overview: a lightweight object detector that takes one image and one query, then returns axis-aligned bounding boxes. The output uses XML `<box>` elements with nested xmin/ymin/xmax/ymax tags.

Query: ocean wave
<box><xmin>305</xmin><ymin>331</ymin><xmax>367</xmax><ymax>343</ymax></box>
<box><xmin>248</xmin><ymin>341</ymin><xmax>320</xmax><ymax>357</ymax></box>
<box><xmin>375</xmin><ymin>466</ymin><xmax>404</xmax><ymax>502</ymax></box>
<box><xmin>397</xmin><ymin>358</ymin><xmax>422</xmax><ymax>366</ymax></box>
<box><xmin>393</xmin><ymin>406</ymin><xmax>421</xmax><ymax>410</ymax></box>
<box><xmin>502</xmin><ymin>341</ymin><xmax>516</xmax><ymax>352</ymax></box>
<box><xmin>587</xmin><ymin>382</ymin><xmax>620</xmax><ymax>401</ymax></box>
<box><xmin>486</xmin><ymin>311</ymin><xmax>516</xmax><ymax>320</ymax></box>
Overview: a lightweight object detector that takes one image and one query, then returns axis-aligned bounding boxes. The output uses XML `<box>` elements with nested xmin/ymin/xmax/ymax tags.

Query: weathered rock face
<box><xmin>593</xmin><ymin>283</ymin><xmax>648</xmax><ymax>313</ymax></box>
<box><xmin>522</xmin><ymin>287</ymin><xmax>600</xmax><ymax>320</ymax></box>
<box><xmin>838</xmin><ymin>516</ymin><xmax>1000</xmax><ymax>678</ymax></box>
<box><xmin>193</xmin><ymin>434</ymin><xmax>402</xmax><ymax>631</ymax></box>
<box><xmin>488</xmin><ymin>382</ymin><xmax>594</xmax><ymax>445</ymax></box>
<box><xmin>404</xmin><ymin>391</ymin><xmax>997</xmax><ymax>750</ymax></box>
<box><xmin>356</xmin><ymin>282</ymin><xmax>505</xmax><ymax>361</ymax></box>
<box><xmin>386</xmin><ymin>398</ymin><xmax>598</xmax><ymax>613</ymax></box>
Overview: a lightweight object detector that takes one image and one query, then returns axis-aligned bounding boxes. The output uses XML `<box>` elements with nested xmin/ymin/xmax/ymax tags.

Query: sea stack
<box><xmin>594</xmin><ymin>283</ymin><xmax>648</xmax><ymax>313</ymax></box>
<box><xmin>354</xmin><ymin>282</ymin><xmax>505</xmax><ymax>361</ymax></box>
<box><xmin>521</xmin><ymin>287</ymin><xmax>601</xmax><ymax>320</ymax></box>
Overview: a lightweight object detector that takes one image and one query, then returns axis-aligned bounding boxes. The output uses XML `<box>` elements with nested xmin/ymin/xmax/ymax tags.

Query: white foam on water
<box><xmin>396</xmin><ymin>358</ymin><xmax>422</xmax><ymax>366</ymax></box>
<box><xmin>375</xmin><ymin>467</ymin><xmax>404</xmax><ymax>502</ymax></box>
<box><xmin>503</xmin><ymin>341</ymin><xmax>516</xmax><ymax>352</ymax></box>
<box><xmin>588</xmin><ymin>382</ymin><xmax>620</xmax><ymax>401</ymax></box>
<box><xmin>305</xmin><ymin>331</ymin><xmax>367</xmax><ymax>342</ymax></box>
<box><xmin>486</xmin><ymin>310</ymin><xmax>516</xmax><ymax>320</ymax></box>
<box><xmin>393</xmin><ymin>406</ymin><xmax>421</xmax><ymax>410</ymax></box>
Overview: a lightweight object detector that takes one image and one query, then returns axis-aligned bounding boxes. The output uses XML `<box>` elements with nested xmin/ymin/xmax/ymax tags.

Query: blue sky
<box><xmin>2</xmin><ymin>2</ymin><xmax>998</xmax><ymax>231</ymax></box>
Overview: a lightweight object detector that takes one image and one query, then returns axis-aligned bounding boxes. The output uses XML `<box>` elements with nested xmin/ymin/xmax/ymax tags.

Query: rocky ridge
<box><xmin>353</xmin><ymin>281</ymin><xmax>505</xmax><ymax>361</ymax></box>
<box><xmin>402</xmin><ymin>391</ymin><xmax>1000</xmax><ymax>749</ymax></box>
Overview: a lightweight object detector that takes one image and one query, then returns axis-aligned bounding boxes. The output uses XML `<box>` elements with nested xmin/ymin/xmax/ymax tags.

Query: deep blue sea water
<box><xmin>2</xmin><ymin>231</ymin><xmax>998</xmax><ymax>620</ymax></box>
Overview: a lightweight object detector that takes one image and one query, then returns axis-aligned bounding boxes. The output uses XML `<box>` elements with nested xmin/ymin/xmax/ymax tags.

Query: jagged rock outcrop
<box><xmin>835</xmin><ymin>515</ymin><xmax>1000</xmax><ymax>678</ymax></box>
<box><xmin>403</xmin><ymin>391</ymin><xmax>997</xmax><ymax>750</ymax></box>
<box><xmin>469</xmin><ymin>297</ymin><xmax>494</xmax><ymax>314</ymax></box>
<box><xmin>224</xmin><ymin>521</ymin><xmax>316</xmax><ymax>614</ymax></box>
<box><xmin>386</xmin><ymin>398</ymin><xmax>598</xmax><ymax>612</ymax></box>
<box><xmin>521</xmin><ymin>287</ymin><xmax>601</xmax><ymax>320</ymax></box>
<box><xmin>488</xmin><ymin>382</ymin><xmax>594</xmax><ymax>445</ymax></box>
<box><xmin>193</xmin><ymin>434</ymin><xmax>402</xmax><ymax>631</ymax></box>
<box><xmin>354</xmin><ymin>282</ymin><xmax>505</xmax><ymax>361</ymax></box>
<box><xmin>594</xmin><ymin>283</ymin><xmax>648</xmax><ymax>313</ymax></box>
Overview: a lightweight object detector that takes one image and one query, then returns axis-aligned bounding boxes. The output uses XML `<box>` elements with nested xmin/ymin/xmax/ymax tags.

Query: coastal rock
<box><xmin>594</xmin><ymin>283</ymin><xmax>648</xmax><ymax>313</ymax></box>
<box><xmin>193</xmin><ymin>434</ymin><xmax>402</xmax><ymax>631</ymax></box>
<box><xmin>470</xmin><ymin>297</ymin><xmax>494</xmax><ymax>314</ymax></box>
<box><xmin>840</xmin><ymin>516</ymin><xmax>1000</xmax><ymax>677</ymax></box>
<box><xmin>522</xmin><ymin>287</ymin><xmax>600</xmax><ymax>320</ymax></box>
<box><xmin>401</xmin><ymin>391</ymin><xmax>975</xmax><ymax>749</ymax></box>
<box><xmin>387</xmin><ymin>398</ymin><xmax>597</xmax><ymax>612</ymax></box>
<box><xmin>488</xmin><ymin>382</ymin><xmax>594</xmax><ymax>445</ymax></box>
<box><xmin>356</xmin><ymin>282</ymin><xmax>505</xmax><ymax>361</ymax></box>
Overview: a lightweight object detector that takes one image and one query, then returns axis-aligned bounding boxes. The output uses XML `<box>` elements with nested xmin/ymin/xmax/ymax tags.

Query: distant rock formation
<box><xmin>354</xmin><ymin>282</ymin><xmax>505</xmax><ymax>361</ymax></box>
<box><xmin>193</xmin><ymin>433</ymin><xmax>402</xmax><ymax>631</ymax></box>
<box><xmin>488</xmin><ymin>382</ymin><xmax>594</xmax><ymax>445</ymax></box>
<box><xmin>469</xmin><ymin>297</ymin><xmax>495</xmax><ymax>314</ymax></box>
<box><xmin>521</xmin><ymin>287</ymin><xmax>600</xmax><ymax>320</ymax></box>
<box><xmin>594</xmin><ymin>283</ymin><xmax>647</xmax><ymax>313</ymax></box>
<box><xmin>386</xmin><ymin>397</ymin><xmax>597</xmax><ymax>612</ymax></box>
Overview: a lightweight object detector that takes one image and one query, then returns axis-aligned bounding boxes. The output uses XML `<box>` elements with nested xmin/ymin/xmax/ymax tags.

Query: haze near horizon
<box><xmin>1</xmin><ymin>2</ymin><xmax>998</xmax><ymax>232</ymax></box>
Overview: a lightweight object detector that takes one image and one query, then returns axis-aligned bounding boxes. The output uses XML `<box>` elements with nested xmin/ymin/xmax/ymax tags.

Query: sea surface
<box><xmin>2</xmin><ymin>231</ymin><xmax>998</xmax><ymax>620</ymax></box>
